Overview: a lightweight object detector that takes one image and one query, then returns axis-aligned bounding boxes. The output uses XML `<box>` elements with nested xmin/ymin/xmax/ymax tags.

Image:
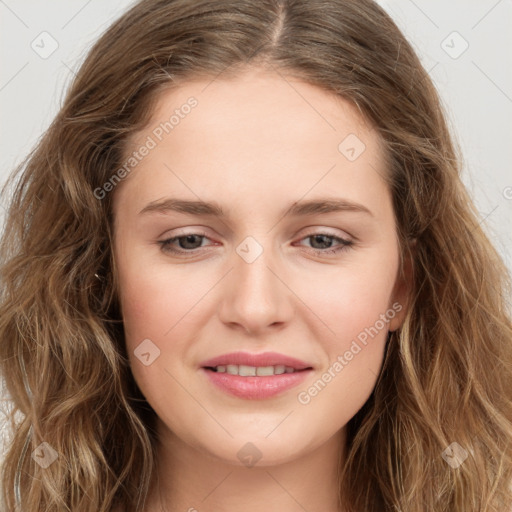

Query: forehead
<box><xmin>113</xmin><ymin>68</ymin><xmax>389</xmax><ymax>218</ymax></box>
<box><xmin>130</xmin><ymin>67</ymin><xmax>376</xmax><ymax>149</ymax></box>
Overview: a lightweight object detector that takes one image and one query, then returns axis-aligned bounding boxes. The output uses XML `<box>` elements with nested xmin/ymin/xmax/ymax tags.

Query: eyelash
<box><xmin>157</xmin><ymin>230</ymin><xmax>353</xmax><ymax>257</ymax></box>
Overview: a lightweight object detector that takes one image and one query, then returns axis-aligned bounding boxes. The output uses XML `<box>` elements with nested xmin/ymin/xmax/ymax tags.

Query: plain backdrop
<box><xmin>0</xmin><ymin>0</ymin><xmax>511</xmax><ymax>476</ymax></box>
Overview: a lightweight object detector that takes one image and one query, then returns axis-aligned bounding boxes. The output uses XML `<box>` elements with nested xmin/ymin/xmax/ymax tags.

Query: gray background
<box><xmin>1</xmin><ymin>0</ymin><xmax>511</xmax><ymax>475</ymax></box>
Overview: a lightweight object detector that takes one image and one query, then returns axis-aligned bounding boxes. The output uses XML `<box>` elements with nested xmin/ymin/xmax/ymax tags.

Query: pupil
<box><xmin>312</xmin><ymin>234</ymin><xmax>331</xmax><ymax>249</ymax></box>
<box><xmin>181</xmin><ymin>235</ymin><xmax>201</xmax><ymax>249</ymax></box>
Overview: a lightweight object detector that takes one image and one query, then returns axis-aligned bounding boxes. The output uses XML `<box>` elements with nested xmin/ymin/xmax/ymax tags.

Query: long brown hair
<box><xmin>1</xmin><ymin>0</ymin><xmax>511</xmax><ymax>510</ymax></box>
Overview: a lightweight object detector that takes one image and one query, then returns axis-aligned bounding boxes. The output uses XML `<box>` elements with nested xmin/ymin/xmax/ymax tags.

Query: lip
<box><xmin>201</xmin><ymin>367</ymin><xmax>313</xmax><ymax>400</ymax></box>
<box><xmin>200</xmin><ymin>351</ymin><xmax>314</xmax><ymax>400</ymax></box>
<box><xmin>200</xmin><ymin>351</ymin><xmax>313</xmax><ymax>370</ymax></box>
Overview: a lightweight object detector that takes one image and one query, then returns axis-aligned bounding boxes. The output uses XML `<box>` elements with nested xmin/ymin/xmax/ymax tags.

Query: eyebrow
<box><xmin>139</xmin><ymin>197</ymin><xmax>373</xmax><ymax>218</ymax></box>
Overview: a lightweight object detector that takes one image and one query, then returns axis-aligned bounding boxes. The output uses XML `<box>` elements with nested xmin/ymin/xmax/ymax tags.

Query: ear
<box><xmin>387</xmin><ymin>239</ymin><xmax>416</xmax><ymax>332</ymax></box>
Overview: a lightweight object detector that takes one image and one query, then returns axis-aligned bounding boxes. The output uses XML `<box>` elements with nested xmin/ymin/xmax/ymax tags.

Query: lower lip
<box><xmin>201</xmin><ymin>368</ymin><xmax>312</xmax><ymax>400</ymax></box>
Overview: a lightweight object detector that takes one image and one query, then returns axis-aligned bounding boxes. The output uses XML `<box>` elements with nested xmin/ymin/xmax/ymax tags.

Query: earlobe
<box><xmin>388</xmin><ymin>239</ymin><xmax>416</xmax><ymax>332</ymax></box>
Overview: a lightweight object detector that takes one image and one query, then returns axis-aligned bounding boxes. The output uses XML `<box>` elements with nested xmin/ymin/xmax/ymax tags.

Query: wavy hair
<box><xmin>1</xmin><ymin>0</ymin><xmax>511</xmax><ymax>510</ymax></box>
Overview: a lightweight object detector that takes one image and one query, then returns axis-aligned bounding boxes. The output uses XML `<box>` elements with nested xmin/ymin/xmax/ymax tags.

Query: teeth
<box><xmin>213</xmin><ymin>364</ymin><xmax>297</xmax><ymax>376</ymax></box>
<box><xmin>239</xmin><ymin>365</ymin><xmax>256</xmax><ymax>376</ymax></box>
<box><xmin>273</xmin><ymin>365</ymin><xmax>286</xmax><ymax>375</ymax></box>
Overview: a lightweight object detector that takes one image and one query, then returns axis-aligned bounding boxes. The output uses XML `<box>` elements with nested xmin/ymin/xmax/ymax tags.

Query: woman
<box><xmin>1</xmin><ymin>0</ymin><xmax>511</xmax><ymax>510</ymax></box>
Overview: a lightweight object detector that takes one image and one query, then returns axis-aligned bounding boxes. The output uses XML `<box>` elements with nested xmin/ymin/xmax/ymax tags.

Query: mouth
<box><xmin>199</xmin><ymin>351</ymin><xmax>314</xmax><ymax>400</ymax></box>
<box><xmin>203</xmin><ymin>364</ymin><xmax>312</xmax><ymax>376</ymax></box>
<box><xmin>200</xmin><ymin>350</ymin><xmax>313</xmax><ymax>372</ymax></box>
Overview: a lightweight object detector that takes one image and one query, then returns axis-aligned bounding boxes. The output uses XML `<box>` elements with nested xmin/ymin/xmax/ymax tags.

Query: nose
<box><xmin>217</xmin><ymin>238</ymin><xmax>294</xmax><ymax>336</ymax></box>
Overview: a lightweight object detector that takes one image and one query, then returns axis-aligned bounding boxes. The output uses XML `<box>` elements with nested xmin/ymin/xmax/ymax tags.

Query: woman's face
<box><xmin>112</xmin><ymin>67</ymin><xmax>410</xmax><ymax>466</ymax></box>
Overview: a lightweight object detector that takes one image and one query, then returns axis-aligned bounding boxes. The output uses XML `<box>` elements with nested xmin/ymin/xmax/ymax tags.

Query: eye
<box><xmin>157</xmin><ymin>230</ymin><xmax>353</xmax><ymax>257</ymax></box>
<box><xmin>158</xmin><ymin>232</ymin><xmax>212</xmax><ymax>255</ymax></box>
<box><xmin>295</xmin><ymin>231</ymin><xmax>353</xmax><ymax>256</ymax></box>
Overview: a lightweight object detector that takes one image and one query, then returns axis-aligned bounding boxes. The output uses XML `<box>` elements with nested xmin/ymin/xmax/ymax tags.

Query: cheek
<box><xmin>298</xmin><ymin>253</ymin><xmax>398</xmax><ymax>346</ymax></box>
<box><xmin>291</xmin><ymin>250</ymin><xmax>398</xmax><ymax>409</ymax></box>
<box><xmin>293</xmin><ymin>267</ymin><xmax>394</xmax><ymax>421</ymax></box>
<box><xmin>115</xmin><ymin>244</ymin><xmax>202</xmax><ymax>344</ymax></box>
<box><xmin>116</xmin><ymin>263</ymin><xmax>196</xmax><ymax>406</ymax></box>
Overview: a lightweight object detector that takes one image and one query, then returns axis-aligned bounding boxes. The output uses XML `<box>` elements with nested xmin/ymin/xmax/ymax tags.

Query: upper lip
<box><xmin>200</xmin><ymin>351</ymin><xmax>313</xmax><ymax>370</ymax></box>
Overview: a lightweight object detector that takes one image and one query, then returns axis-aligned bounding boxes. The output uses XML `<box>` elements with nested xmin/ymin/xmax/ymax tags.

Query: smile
<box><xmin>208</xmin><ymin>364</ymin><xmax>300</xmax><ymax>376</ymax></box>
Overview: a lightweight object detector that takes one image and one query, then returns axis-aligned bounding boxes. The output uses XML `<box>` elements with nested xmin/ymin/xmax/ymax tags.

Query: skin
<box><xmin>112</xmin><ymin>66</ymin><xmax>412</xmax><ymax>512</ymax></box>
